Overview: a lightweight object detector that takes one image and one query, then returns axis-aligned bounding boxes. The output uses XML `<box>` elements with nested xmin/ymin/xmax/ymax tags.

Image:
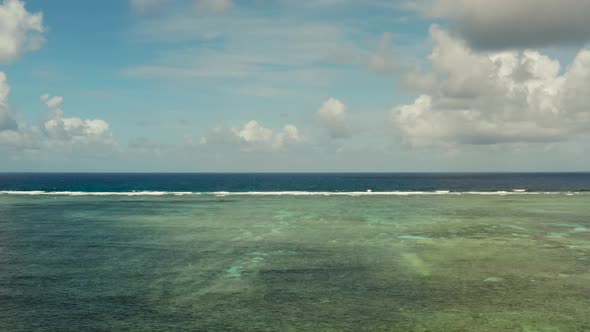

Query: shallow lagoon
<box><xmin>0</xmin><ymin>194</ymin><xmax>589</xmax><ymax>331</ymax></box>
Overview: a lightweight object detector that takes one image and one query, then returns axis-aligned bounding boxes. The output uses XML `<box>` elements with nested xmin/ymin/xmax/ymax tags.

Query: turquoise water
<box><xmin>1</xmin><ymin>194</ymin><xmax>589</xmax><ymax>331</ymax></box>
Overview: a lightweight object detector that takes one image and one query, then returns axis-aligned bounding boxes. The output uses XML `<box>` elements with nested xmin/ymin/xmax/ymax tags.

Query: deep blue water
<box><xmin>0</xmin><ymin>173</ymin><xmax>589</xmax><ymax>192</ymax></box>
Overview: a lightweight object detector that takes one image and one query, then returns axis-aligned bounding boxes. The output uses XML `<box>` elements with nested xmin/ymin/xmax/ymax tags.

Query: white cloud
<box><xmin>200</xmin><ymin>120</ymin><xmax>303</xmax><ymax>151</ymax></box>
<box><xmin>1</xmin><ymin>94</ymin><xmax>114</xmax><ymax>150</ymax></box>
<box><xmin>4</xmin><ymin>101</ymin><xmax>115</xmax><ymax>162</ymax></box>
<box><xmin>416</xmin><ymin>0</ymin><xmax>590</xmax><ymax>50</ymax></box>
<box><xmin>392</xmin><ymin>25</ymin><xmax>590</xmax><ymax>146</ymax></box>
<box><xmin>0</xmin><ymin>0</ymin><xmax>45</xmax><ymax>63</ymax></box>
<box><xmin>194</xmin><ymin>0</ymin><xmax>234</xmax><ymax>14</ymax></box>
<box><xmin>39</xmin><ymin>94</ymin><xmax>114</xmax><ymax>145</ymax></box>
<box><xmin>1</xmin><ymin>73</ymin><xmax>116</xmax><ymax>157</ymax></box>
<box><xmin>318</xmin><ymin>97</ymin><xmax>351</xmax><ymax>138</ymax></box>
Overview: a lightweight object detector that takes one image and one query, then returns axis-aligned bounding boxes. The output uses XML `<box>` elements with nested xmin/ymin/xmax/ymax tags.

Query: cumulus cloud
<box><xmin>416</xmin><ymin>0</ymin><xmax>590</xmax><ymax>50</ymax></box>
<box><xmin>1</xmin><ymin>74</ymin><xmax>116</xmax><ymax>156</ymax></box>
<box><xmin>200</xmin><ymin>120</ymin><xmax>303</xmax><ymax>151</ymax></box>
<box><xmin>318</xmin><ymin>97</ymin><xmax>351</xmax><ymax>138</ymax></box>
<box><xmin>0</xmin><ymin>0</ymin><xmax>45</xmax><ymax>63</ymax></box>
<box><xmin>40</xmin><ymin>94</ymin><xmax>114</xmax><ymax>145</ymax></box>
<box><xmin>392</xmin><ymin>25</ymin><xmax>590</xmax><ymax>146</ymax></box>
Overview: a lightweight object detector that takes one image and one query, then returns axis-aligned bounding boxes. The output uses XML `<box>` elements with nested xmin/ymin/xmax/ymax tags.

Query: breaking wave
<box><xmin>0</xmin><ymin>191</ymin><xmax>194</xmax><ymax>196</ymax></box>
<box><xmin>0</xmin><ymin>190</ymin><xmax>584</xmax><ymax>196</ymax></box>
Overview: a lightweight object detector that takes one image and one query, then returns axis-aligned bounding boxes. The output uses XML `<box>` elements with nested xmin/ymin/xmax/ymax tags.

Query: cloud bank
<box><xmin>417</xmin><ymin>0</ymin><xmax>590</xmax><ymax>50</ymax></box>
<box><xmin>392</xmin><ymin>25</ymin><xmax>590</xmax><ymax>146</ymax></box>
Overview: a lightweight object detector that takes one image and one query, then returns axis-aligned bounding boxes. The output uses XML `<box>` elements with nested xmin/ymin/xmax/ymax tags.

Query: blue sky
<box><xmin>0</xmin><ymin>0</ymin><xmax>589</xmax><ymax>171</ymax></box>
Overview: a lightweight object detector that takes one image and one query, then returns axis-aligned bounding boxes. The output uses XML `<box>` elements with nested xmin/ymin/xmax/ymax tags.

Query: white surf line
<box><xmin>0</xmin><ymin>190</ymin><xmax>584</xmax><ymax>196</ymax></box>
<box><xmin>0</xmin><ymin>191</ymin><xmax>194</xmax><ymax>196</ymax></box>
<box><xmin>210</xmin><ymin>191</ymin><xmax>581</xmax><ymax>196</ymax></box>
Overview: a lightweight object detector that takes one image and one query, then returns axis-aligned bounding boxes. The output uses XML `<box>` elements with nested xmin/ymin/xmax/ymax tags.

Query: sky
<box><xmin>0</xmin><ymin>0</ymin><xmax>589</xmax><ymax>172</ymax></box>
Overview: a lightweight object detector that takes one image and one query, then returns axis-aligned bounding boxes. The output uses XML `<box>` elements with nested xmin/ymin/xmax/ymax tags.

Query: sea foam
<box><xmin>0</xmin><ymin>190</ymin><xmax>582</xmax><ymax>196</ymax></box>
<box><xmin>0</xmin><ymin>191</ymin><xmax>194</xmax><ymax>196</ymax></box>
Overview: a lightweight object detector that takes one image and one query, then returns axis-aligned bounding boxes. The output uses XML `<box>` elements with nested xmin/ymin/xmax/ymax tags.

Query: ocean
<box><xmin>0</xmin><ymin>173</ymin><xmax>589</xmax><ymax>331</ymax></box>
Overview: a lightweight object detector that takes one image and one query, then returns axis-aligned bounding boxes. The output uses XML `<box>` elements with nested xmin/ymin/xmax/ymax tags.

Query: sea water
<box><xmin>0</xmin><ymin>173</ymin><xmax>589</xmax><ymax>331</ymax></box>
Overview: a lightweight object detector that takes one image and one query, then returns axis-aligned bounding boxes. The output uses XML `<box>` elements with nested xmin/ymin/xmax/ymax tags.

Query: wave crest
<box><xmin>0</xmin><ymin>190</ymin><xmax>582</xmax><ymax>196</ymax></box>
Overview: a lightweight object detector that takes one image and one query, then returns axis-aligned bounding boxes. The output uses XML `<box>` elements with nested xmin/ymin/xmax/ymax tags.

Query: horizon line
<box><xmin>0</xmin><ymin>171</ymin><xmax>589</xmax><ymax>174</ymax></box>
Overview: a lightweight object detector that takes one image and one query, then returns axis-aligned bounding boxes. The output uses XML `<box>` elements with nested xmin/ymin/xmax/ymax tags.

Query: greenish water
<box><xmin>0</xmin><ymin>194</ymin><xmax>589</xmax><ymax>331</ymax></box>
